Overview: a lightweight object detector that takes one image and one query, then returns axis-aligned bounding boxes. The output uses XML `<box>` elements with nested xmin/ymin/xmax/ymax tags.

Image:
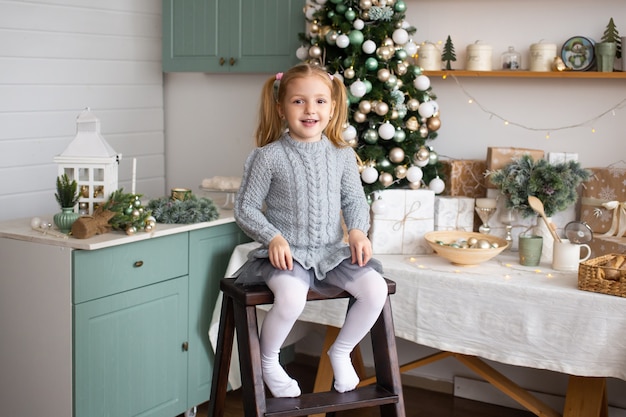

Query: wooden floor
<box><xmin>191</xmin><ymin>358</ymin><xmax>534</xmax><ymax>417</ymax></box>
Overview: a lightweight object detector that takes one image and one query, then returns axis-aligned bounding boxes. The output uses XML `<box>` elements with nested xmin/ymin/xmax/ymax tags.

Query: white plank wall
<box><xmin>0</xmin><ymin>0</ymin><xmax>165</xmax><ymax>222</ymax></box>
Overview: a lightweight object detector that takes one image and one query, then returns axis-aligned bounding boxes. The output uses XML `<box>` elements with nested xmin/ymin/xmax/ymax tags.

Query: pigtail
<box><xmin>324</xmin><ymin>76</ymin><xmax>350</xmax><ymax>148</ymax></box>
<box><xmin>255</xmin><ymin>76</ymin><xmax>284</xmax><ymax>147</ymax></box>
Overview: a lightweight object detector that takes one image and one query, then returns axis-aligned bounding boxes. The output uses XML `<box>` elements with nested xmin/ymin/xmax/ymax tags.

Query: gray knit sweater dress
<box><xmin>233</xmin><ymin>133</ymin><xmax>382</xmax><ymax>290</ymax></box>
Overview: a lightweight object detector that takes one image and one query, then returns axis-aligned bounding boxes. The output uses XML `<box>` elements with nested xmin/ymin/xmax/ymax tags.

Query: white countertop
<box><xmin>0</xmin><ymin>211</ymin><xmax>236</xmax><ymax>250</ymax></box>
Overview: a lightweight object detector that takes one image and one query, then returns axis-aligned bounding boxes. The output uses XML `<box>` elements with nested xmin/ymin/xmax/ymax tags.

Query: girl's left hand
<box><xmin>348</xmin><ymin>229</ymin><xmax>372</xmax><ymax>267</ymax></box>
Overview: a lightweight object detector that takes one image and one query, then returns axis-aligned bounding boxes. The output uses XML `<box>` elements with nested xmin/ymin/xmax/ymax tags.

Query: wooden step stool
<box><xmin>208</xmin><ymin>277</ymin><xmax>405</xmax><ymax>417</ymax></box>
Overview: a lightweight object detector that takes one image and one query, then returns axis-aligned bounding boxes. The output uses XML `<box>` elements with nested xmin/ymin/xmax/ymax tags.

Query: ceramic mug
<box><xmin>518</xmin><ymin>235</ymin><xmax>543</xmax><ymax>266</ymax></box>
<box><xmin>552</xmin><ymin>239</ymin><xmax>591</xmax><ymax>271</ymax></box>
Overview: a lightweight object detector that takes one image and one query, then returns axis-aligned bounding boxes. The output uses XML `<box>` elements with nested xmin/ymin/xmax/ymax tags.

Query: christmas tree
<box><xmin>298</xmin><ymin>0</ymin><xmax>444</xmax><ymax>197</ymax></box>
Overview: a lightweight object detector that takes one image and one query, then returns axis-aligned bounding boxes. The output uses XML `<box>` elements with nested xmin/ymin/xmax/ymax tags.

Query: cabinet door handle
<box><xmin>229</xmin><ymin>57</ymin><xmax>236</xmax><ymax>66</ymax></box>
<box><xmin>219</xmin><ymin>57</ymin><xmax>225</xmax><ymax>66</ymax></box>
<box><xmin>133</xmin><ymin>260</ymin><xmax>144</xmax><ymax>268</ymax></box>
<box><xmin>182</xmin><ymin>341</ymin><xmax>189</xmax><ymax>351</ymax></box>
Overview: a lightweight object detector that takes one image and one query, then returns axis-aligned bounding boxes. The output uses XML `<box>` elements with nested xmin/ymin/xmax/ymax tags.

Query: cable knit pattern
<box><xmin>234</xmin><ymin>133</ymin><xmax>371</xmax><ymax>280</ymax></box>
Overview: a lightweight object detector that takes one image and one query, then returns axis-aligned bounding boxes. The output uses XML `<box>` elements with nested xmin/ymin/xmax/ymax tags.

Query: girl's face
<box><xmin>278</xmin><ymin>75</ymin><xmax>335</xmax><ymax>143</ymax></box>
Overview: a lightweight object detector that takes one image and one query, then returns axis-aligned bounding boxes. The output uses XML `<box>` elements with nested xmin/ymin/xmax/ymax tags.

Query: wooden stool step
<box><xmin>209</xmin><ymin>277</ymin><xmax>405</xmax><ymax>417</ymax></box>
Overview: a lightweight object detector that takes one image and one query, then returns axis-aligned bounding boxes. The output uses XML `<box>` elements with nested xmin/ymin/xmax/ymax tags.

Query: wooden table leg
<box><xmin>563</xmin><ymin>376</ymin><xmax>608</xmax><ymax>417</ymax></box>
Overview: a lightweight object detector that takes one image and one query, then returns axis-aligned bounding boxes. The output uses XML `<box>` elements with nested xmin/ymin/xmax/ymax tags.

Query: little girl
<box><xmin>234</xmin><ymin>63</ymin><xmax>388</xmax><ymax>398</ymax></box>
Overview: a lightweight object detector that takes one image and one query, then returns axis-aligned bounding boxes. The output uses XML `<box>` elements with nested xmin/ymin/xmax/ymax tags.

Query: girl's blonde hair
<box><xmin>255</xmin><ymin>63</ymin><xmax>349</xmax><ymax>148</ymax></box>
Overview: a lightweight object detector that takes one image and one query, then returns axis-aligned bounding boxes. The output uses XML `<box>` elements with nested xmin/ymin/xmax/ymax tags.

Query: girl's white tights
<box><xmin>261</xmin><ymin>267</ymin><xmax>388</xmax><ymax>397</ymax></box>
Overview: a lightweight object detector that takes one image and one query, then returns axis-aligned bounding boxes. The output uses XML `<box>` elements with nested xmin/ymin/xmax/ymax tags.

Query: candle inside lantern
<box><xmin>131</xmin><ymin>158</ymin><xmax>137</xmax><ymax>195</ymax></box>
<box><xmin>476</xmin><ymin>198</ymin><xmax>497</xmax><ymax>209</ymax></box>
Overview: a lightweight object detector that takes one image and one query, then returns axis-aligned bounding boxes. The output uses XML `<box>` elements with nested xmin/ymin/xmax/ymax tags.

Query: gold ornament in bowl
<box><xmin>424</xmin><ymin>231</ymin><xmax>509</xmax><ymax>266</ymax></box>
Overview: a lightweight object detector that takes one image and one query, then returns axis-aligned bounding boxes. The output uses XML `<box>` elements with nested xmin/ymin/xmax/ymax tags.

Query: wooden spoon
<box><xmin>528</xmin><ymin>196</ymin><xmax>562</xmax><ymax>243</ymax></box>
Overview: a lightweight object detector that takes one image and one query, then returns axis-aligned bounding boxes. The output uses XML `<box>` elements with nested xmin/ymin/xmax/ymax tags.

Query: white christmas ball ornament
<box><xmin>296</xmin><ymin>46</ymin><xmax>309</xmax><ymax>61</ymax></box>
<box><xmin>353</xmin><ymin>18</ymin><xmax>365</xmax><ymax>30</ymax></box>
<box><xmin>406</xmin><ymin>166</ymin><xmax>423</xmax><ymax>183</ymax></box>
<box><xmin>361</xmin><ymin>166</ymin><xmax>379</xmax><ymax>184</ymax></box>
<box><xmin>413</xmin><ymin>74</ymin><xmax>431</xmax><ymax>91</ymax></box>
<box><xmin>305</xmin><ymin>7</ymin><xmax>317</xmax><ymax>20</ymax></box>
<box><xmin>418</xmin><ymin>101</ymin><xmax>435</xmax><ymax>118</ymax></box>
<box><xmin>392</xmin><ymin>28</ymin><xmax>409</xmax><ymax>45</ymax></box>
<box><xmin>342</xmin><ymin>125</ymin><xmax>357</xmax><ymax>141</ymax></box>
<box><xmin>378</xmin><ymin>122</ymin><xmax>395</xmax><ymax>140</ymax></box>
<box><xmin>429</xmin><ymin>100</ymin><xmax>439</xmax><ymax>114</ymax></box>
<box><xmin>362</xmin><ymin>40</ymin><xmax>377</xmax><ymax>54</ymax></box>
<box><xmin>349</xmin><ymin>80</ymin><xmax>367</xmax><ymax>98</ymax></box>
<box><xmin>429</xmin><ymin>176</ymin><xmax>445</xmax><ymax>194</ymax></box>
<box><xmin>404</xmin><ymin>41</ymin><xmax>418</xmax><ymax>57</ymax></box>
<box><xmin>336</xmin><ymin>34</ymin><xmax>350</xmax><ymax>48</ymax></box>
<box><xmin>371</xmin><ymin>198</ymin><xmax>388</xmax><ymax>215</ymax></box>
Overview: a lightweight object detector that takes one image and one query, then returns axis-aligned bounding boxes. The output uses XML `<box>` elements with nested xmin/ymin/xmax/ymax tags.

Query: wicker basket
<box><xmin>578</xmin><ymin>253</ymin><xmax>626</xmax><ymax>297</ymax></box>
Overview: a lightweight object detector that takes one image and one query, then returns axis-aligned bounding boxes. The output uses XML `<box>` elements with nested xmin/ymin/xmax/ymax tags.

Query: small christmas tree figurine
<box><xmin>442</xmin><ymin>35</ymin><xmax>457</xmax><ymax>70</ymax></box>
<box><xmin>602</xmin><ymin>17</ymin><xmax>622</xmax><ymax>59</ymax></box>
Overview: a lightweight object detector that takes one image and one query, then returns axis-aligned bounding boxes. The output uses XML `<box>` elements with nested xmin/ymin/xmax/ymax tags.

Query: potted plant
<box><xmin>53</xmin><ymin>173</ymin><xmax>81</xmax><ymax>233</ymax></box>
<box><xmin>488</xmin><ymin>155</ymin><xmax>591</xmax><ymax>219</ymax></box>
<box><xmin>488</xmin><ymin>155</ymin><xmax>591</xmax><ymax>263</ymax></box>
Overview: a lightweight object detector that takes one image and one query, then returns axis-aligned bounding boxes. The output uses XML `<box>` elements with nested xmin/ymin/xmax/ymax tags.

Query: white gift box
<box><xmin>547</xmin><ymin>152</ymin><xmax>579</xmax><ymax>164</ymax></box>
<box><xmin>434</xmin><ymin>196</ymin><xmax>475</xmax><ymax>232</ymax></box>
<box><xmin>370</xmin><ymin>189</ymin><xmax>435</xmax><ymax>255</ymax></box>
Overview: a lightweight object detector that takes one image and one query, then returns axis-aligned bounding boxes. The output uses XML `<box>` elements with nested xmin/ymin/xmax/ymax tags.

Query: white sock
<box><xmin>261</xmin><ymin>353</ymin><xmax>301</xmax><ymax>398</ymax></box>
<box><xmin>328</xmin><ymin>344</ymin><xmax>360</xmax><ymax>393</ymax></box>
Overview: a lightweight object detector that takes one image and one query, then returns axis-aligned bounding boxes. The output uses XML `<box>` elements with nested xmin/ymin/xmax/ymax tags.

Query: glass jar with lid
<box><xmin>501</xmin><ymin>46</ymin><xmax>521</xmax><ymax>70</ymax></box>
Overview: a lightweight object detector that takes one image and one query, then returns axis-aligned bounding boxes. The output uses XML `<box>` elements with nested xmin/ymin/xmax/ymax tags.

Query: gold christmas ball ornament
<box><xmin>382</xmin><ymin>37</ymin><xmax>394</xmax><ymax>47</ymax></box>
<box><xmin>379</xmin><ymin>172</ymin><xmax>394</xmax><ymax>187</ymax></box>
<box><xmin>405</xmin><ymin>116</ymin><xmax>419</xmax><ymax>131</ymax></box>
<box><xmin>375</xmin><ymin>101</ymin><xmax>389</xmax><ymax>116</ymax></box>
<box><xmin>408</xmin><ymin>180</ymin><xmax>422</xmax><ymax>190</ymax></box>
<box><xmin>360</xmin><ymin>0</ymin><xmax>372</xmax><ymax>10</ymax></box>
<box><xmin>426</xmin><ymin>116</ymin><xmax>441</xmax><ymax>131</ymax></box>
<box><xmin>358</xmin><ymin>100</ymin><xmax>372</xmax><ymax>114</ymax></box>
<box><xmin>377</xmin><ymin>68</ymin><xmax>391</xmax><ymax>82</ymax></box>
<box><xmin>407</xmin><ymin>98</ymin><xmax>420</xmax><ymax>111</ymax></box>
<box><xmin>390</xmin><ymin>109</ymin><xmax>399</xmax><ymax>119</ymax></box>
<box><xmin>310</xmin><ymin>23</ymin><xmax>320</xmax><ymax>34</ymax></box>
<box><xmin>353</xmin><ymin>111</ymin><xmax>367</xmax><ymax>123</ymax></box>
<box><xmin>388</xmin><ymin>147</ymin><xmax>405</xmax><ymax>163</ymax></box>
<box><xmin>343</xmin><ymin>67</ymin><xmax>355</xmax><ymax>79</ymax></box>
<box><xmin>419</xmin><ymin>125</ymin><xmax>429</xmax><ymax>137</ymax></box>
<box><xmin>308</xmin><ymin>45</ymin><xmax>322</xmax><ymax>59</ymax></box>
<box><xmin>416</xmin><ymin>146</ymin><xmax>430</xmax><ymax>161</ymax></box>
<box><xmin>394</xmin><ymin>165</ymin><xmax>407</xmax><ymax>179</ymax></box>
<box><xmin>396</xmin><ymin>62</ymin><xmax>408</xmax><ymax>75</ymax></box>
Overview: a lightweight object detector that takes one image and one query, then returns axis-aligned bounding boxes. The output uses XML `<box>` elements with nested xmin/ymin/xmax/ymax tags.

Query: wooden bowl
<box><xmin>424</xmin><ymin>231</ymin><xmax>509</xmax><ymax>266</ymax></box>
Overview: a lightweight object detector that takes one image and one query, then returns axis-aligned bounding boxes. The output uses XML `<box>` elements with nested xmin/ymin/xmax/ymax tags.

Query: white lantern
<box><xmin>54</xmin><ymin>108</ymin><xmax>121</xmax><ymax>215</ymax></box>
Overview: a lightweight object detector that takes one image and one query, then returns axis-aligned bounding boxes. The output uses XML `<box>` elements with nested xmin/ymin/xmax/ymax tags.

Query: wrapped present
<box><xmin>440</xmin><ymin>159</ymin><xmax>487</xmax><ymax>198</ymax></box>
<box><xmin>547</xmin><ymin>152</ymin><xmax>578</xmax><ymax>164</ymax></box>
<box><xmin>486</xmin><ymin>147</ymin><xmax>545</xmax><ymax>188</ymax></box>
<box><xmin>589</xmin><ymin>236</ymin><xmax>626</xmax><ymax>258</ymax></box>
<box><xmin>580</xmin><ymin>166</ymin><xmax>626</xmax><ymax>236</ymax></box>
<box><xmin>434</xmin><ymin>196</ymin><xmax>475</xmax><ymax>232</ymax></box>
<box><xmin>370</xmin><ymin>189</ymin><xmax>435</xmax><ymax>255</ymax></box>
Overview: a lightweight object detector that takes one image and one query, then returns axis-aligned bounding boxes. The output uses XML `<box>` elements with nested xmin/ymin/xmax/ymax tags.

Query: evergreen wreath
<box><xmin>488</xmin><ymin>155</ymin><xmax>591</xmax><ymax>218</ymax></box>
<box><xmin>147</xmin><ymin>195</ymin><xmax>219</xmax><ymax>224</ymax></box>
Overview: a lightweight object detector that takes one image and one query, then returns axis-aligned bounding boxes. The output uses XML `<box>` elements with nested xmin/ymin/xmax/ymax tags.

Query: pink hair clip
<box><xmin>328</xmin><ymin>73</ymin><xmax>334</xmax><ymax>81</ymax></box>
<box><xmin>275</xmin><ymin>72</ymin><xmax>283</xmax><ymax>80</ymax></box>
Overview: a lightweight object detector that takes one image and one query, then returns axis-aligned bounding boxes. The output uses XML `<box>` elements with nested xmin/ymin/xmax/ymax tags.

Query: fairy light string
<box><xmin>441</xmin><ymin>73</ymin><xmax>626</xmax><ymax>136</ymax></box>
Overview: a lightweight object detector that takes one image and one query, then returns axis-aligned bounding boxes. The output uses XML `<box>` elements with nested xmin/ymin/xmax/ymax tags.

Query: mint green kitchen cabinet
<box><xmin>0</xmin><ymin>219</ymin><xmax>250</xmax><ymax>417</ymax></box>
<box><xmin>162</xmin><ymin>0</ymin><xmax>306</xmax><ymax>72</ymax></box>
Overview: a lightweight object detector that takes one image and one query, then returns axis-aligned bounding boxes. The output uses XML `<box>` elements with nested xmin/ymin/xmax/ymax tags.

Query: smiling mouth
<box><xmin>302</xmin><ymin>119</ymin><xmax>318</xmax><ymax>123</ymax></box>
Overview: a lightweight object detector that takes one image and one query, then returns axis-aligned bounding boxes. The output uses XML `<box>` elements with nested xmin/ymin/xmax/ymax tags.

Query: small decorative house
<box><xmin>54</xmin><ymin>108</ymin><xmax>121</xmax><ymax>215</ymax></box>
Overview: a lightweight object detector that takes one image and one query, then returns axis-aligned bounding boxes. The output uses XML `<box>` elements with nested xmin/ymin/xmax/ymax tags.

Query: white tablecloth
<box><xmin>209</xmin><ymin>243</ymin><xmax>626</xmax><ymax>389</ymax></box>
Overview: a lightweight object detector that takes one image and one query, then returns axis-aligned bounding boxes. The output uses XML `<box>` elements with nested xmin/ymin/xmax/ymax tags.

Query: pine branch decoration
<box><xmin>147</xmin><ymin>195</ymin><xmax>219</xmax><ymax>224</ymax></box>
<box><xmin>101</xmin><ymin>189</ymin><xmax>152</xmax><ymax>233</ymax></box>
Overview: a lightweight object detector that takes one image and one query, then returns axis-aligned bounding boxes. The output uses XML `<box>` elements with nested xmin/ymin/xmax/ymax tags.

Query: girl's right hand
<box><xmin>268</xmin><ymin>235</ymin><xmax>293</xmax><ymax>271</ymax></box>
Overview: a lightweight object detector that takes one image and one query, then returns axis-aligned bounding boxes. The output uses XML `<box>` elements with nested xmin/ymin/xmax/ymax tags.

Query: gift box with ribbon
<box><xmin>580</xmin><ymin>166</ymin><xmax>626</xmax><ymax>238</ymax></box>
<box><xmin>370</xmin><ymin>189</ymin><xmax>435</xmax><ymax>255</ymax></box>
<box><xmin>434</xmin><ymin>196</ymin><xmax>475</xmax><ymax>232</ymax></box>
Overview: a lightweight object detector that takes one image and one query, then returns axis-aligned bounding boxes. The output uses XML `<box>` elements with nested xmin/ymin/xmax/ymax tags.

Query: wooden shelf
<box><xmin>422</xmin><ymin>70</ymin><xmax>626</xmax><ymax>79</ymax></box>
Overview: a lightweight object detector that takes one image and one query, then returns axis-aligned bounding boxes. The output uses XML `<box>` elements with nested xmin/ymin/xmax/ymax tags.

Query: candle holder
<box><xmin>475</xmin><ymin>206</ymin><xmax>496</xmax><ymax>234</ymax></box>
<box><xmin>499</xmin><ymin>209</ymin><xmax>517</xmax><ymax>246</ymax></box>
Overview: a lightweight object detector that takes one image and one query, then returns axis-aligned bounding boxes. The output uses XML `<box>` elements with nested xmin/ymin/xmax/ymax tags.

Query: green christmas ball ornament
<box><xmin>327</xmin><ymin>10</ymin><xmax>335</xmax><ymax>18</ymax></box>
<box><xmin>363</xmin><ymin>79</ymin><xmax>372</xmax><ymax>93</ymax></box>
<box><xmin>394</xmin><ymin>1</ymin><xmax>407</xmax><ymax>12</ymax></box>
<box><xmin>395</xmin><ymin>49</ymin><xmax>408</xmax><ymax>61</ymax></box>
<box><xmin>393</xmin><ymin>128</ymin><xmax>406</xmax><ymax>143</ymax></box>
<box><xmin>345</xmin><ymin>8</ymin><xmax>357</xmax><ymax>21</ymax></box>
<box><xmin>365</xmin><ymin>57</ymin><xmax>379</xmax><ymax>71</ymax></box>
<box><xmin>377</xmin><ymin>157</ymin><xmax>392</xmax><ymax>169</ymax></box>
<box><xmin>335</xmin><ymin>4</ymin><xmax>347</xmax><ymax>13</ymax></box>
<box><xmin>411</xmin><ymin>65</ymin><xmax>423</xmax><ymax>76</ymax></box>
<box><xmin>385</xmin><ymin>74</ymin><xmax>397</xmax><ymax>88</ymax></box>
<box><xmin>349</xmin><ymin>30</ymin><xmax>364</xmax><ymax>46</ymax></box>
<box><xmin>363</xmin><ymin>128</ymin><xmax>379</xmax><ymax>144</ymax></box>
<box><xmin>429</xmin><ymin>150</ymin><xmax>439</xmax><ymax>165</ymax></box>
